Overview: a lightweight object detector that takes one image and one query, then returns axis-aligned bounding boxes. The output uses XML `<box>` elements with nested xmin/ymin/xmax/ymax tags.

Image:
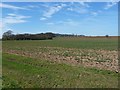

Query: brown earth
<box><xmin>3</xmin><ymin>47</ymin><xmax>119</xmax><ymax>72</ymax></box>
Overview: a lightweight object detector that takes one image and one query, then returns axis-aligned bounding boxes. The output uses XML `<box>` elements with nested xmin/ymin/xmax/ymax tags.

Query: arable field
<box><xmin>2</xmin><ymin>37</ymin><xmax>119</xmax><ymax>88</ymax></box>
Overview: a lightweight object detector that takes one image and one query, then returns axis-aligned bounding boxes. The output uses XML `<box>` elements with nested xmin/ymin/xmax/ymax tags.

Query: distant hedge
<box><xmin>2</xmin><ymin>31</ymin><xmax>55</xmax><ymax>40</ymax></box>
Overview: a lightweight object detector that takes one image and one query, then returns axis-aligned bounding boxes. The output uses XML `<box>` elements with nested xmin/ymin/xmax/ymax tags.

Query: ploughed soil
<box><xmin>3</xmin><ymin>47</ymin><xmax>118</xmax><ymax>72</ymax></box>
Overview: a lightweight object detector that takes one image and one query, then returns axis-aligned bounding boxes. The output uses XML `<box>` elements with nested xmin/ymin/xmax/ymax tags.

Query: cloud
<box><xmin>46</xmin><ymin>22</ymin><xmax>54</xmax><ymax>25</ymax></box>
<box><xmin>57</xmin><ymin>19</ymin><xmax>80</xmax><ymax>26</ymax></box>
<box><xmin>0</xmin><ymin>3</ymin><xmax>28</xmax><ymax>10</ymax></box>
<box><xmin>40</xmin><ymin>3</ymin><xmax>90</xmax><ymax>21</ymax></box>
<box><xmin>79</xmin><ymin>2</ymin><xmax>90</xmax><ymax>8</ymax></box>
<box><xmin>1</xmin><ymin>14</ymin><xmax>31</xmax><ymax>38</ymax></box>
<box><xmin>91</xmin><ymin>12</ymin><xmax>98</xmax><ymax>16</ymax></box>
<box><xmin>45</xmin><ymin>19</ymin><xmax>80</xmax><ymax>26</ymax></box>
<box><xmin>40</xmin><ymin>4</ymin><xmax>50</xmax><ymax>8</ymax></box>
<box><xmin>26</xmin><ymin>5</ymin><xmax>39</xmax><ymax>8</ymax></box>
<box><xmin>67</xmin><ymin>7</ymin><xmax>88</xmax><ymax>14</ymax></box>
<box><xmin>91</xmin><ymin>10</ymin><xmax>102</xmax><ymax>16</ymax></box>
<box><xmin>67</xmin><ymin>2</ymin><xmax>89</xmax><ymax>14</ymax></box>
<box><xmin>104</xmin><ymin>2</ymin><xmax>117</xmax><ymax>10</ymax></box>
<box><xmin>3</xmin><ymin>14</ymin><xmax>31</xmax><ymax>24</ymax></box>
<box><xmin>43</xmin><ymin>6</ymin><xmax>62</xmax><ymax>18</ymax></box>
<box><xmin>65</xmin><ymin>21</ymin><xmax>79</xmax><ymax>26</ymax></box>
<box><xmin>40</xmin><ymin>17</ymin><xmax>47</xmax><ymax>21</ymax></box>
<box><xmin>1</xmin><ymin>14</ymin><xmax>31</xmax><ymax>32</ymax></box>
<box><xmin>67</xmin><ymin>8</ymin><xmax>73</xmax><ymax>11</ymax></box>
<box><xmin>41</xmin><ymin>3</ymin><xmax>67</xmax><ymax>20</ymax></box>
<box><xmin>77</xmin><ymin>8</ymin><xmax>88</xmax><ymax>14</ymax></box>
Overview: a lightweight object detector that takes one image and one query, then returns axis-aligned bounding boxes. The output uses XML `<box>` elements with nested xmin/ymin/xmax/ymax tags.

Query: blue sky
<box><xmin>0</xmin><ymin>2</ymin><xmax>118</xmax><ymax>37</ymax></box>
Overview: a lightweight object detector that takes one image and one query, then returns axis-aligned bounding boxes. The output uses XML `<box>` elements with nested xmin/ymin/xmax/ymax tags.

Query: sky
<box><xmin>0</xmin><ymin>2</ymin><xmax>118</xmax><ymax>38</ymax></box>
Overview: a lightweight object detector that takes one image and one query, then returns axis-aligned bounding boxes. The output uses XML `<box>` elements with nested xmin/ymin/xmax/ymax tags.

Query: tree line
<box><xmin>2</xmin><ymin>30</ymin><xmax>87</xmax><ymax>41</ymax></box>
<box><xmin>2</xmin><ymin>30</ymin><xmax>109</xmax><ymax>40</ymax></box>
<box><xmin>2</xmin><ymin>30</ymin><xmax>55</xmax><ymax>40</ymax></box>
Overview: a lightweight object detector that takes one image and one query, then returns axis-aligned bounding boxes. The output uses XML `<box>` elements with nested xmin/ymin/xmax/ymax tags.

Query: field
<box><xmin>2</xmin><ymin>37</ymin><xmax>119</xmax><ymax>88</ymax></box>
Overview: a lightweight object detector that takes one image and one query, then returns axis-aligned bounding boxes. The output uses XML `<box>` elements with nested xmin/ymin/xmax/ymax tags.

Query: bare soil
<box><xmin>4</xmin><ymin>47</ymin><xmax>118</xmax><ymax>72</ymax></box>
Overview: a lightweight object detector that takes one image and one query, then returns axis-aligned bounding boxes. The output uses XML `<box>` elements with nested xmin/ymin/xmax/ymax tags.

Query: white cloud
<box><xmin>57</xmin><ymin>19</ymin><xmax>80</xmax><ymax>26</ymax></box>
<box><xmin>79</xmin><ymin>2</ymin><xmax>90</xmax><ymax>8</ymax></box>
<box><xmin>40</xmin><ymin>4</ymin><xmax>50</xmax><ymax>8</ymax></box>
<box><xmin>1</xmin><ymin>14</ymin><xmax>31</xmax><ymax>38</ymax></box>
<box><xmin>90</xmin><ymin>9</ymin><xmax>102</xmax><ymax>16</ymax></box>
<box><xmin>3</xmin><ymin>14</ymin><xmax>31</xmax><ymax>24</ymax></box>
<box><xmin>40</xmin><ymin>3</ymin><xmax>90</xmax><ymax>21</ymax></box>
<box><xmin>1</xmin><ymin>14</ymin><xmax>31</xmax><ymax>33</ymax></box>
<box><xmin>43</xmin><ymin>5</ymin><xmax>62</xmax><ymax>18</ymax></box>
<box><xmin>104</xmin><ymin>2</ymin><xmax>117</xmax><ymax>10</ymax></box>
<box><xmin>45</xmin><ymin>19</ymin><xmax>80</xmax><ymax>26</ymax></box>
<box><xmin>0</xmin><ymin>3</ymin><xmax>28</xmax><ymax>10</ymax></box>
<box><xmin>67</xmin><ymin>7</ymin><xmax>88</xmax><ymax>14</ymax></box>
<box><xmin>61</xmin><ymin>3</ymin><xmax>67</xmax><ymax>7</ymax></box>
<box><xmin>7</xmin><ymin>13</ymin><xmax>16</xmax><ymax>16</ymax></box>
<box><xmin>46</xmin><ymin>22</ymin><xmax>54</xmax><ymax>25</ymax></box>
<box><xmin>26</xmin><ymin>5</ymin><xmax>39</xmax><ymax>8</ymax></box>
<box><xmin>77</xmin><ymin>8</ymin><xmax>88</xmax><ymax>14</ymax></box>
<box><xmin>91</xmin><ymin>12</ymin><xmax>98</xmax><ymax>16</ymax></box>
<box><xmin>42</xmin><ymin>3</ymin><xmax>67</xmax><ymax>19</ymax></box>
<box><xmin>65</xmin><ymin>20</ymin><xmax>79</xmax><ymax>26</ymax></box>
<box><xmin>67</xmin><ymin>7</ymin><xmax>73</xmax><ymax>11</ymax></box>
<box><xmin>40</xmin><ymin>17</ymin><xmax>47</xmax><ymax>21</ymax></box>
<box><xmin>67</xmin><ymin>2</ymin><xmax>89</xmax><ymax>14</ymax></box>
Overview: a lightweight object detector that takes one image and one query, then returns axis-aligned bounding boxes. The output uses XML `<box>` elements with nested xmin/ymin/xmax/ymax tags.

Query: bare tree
<box><xmin>2</xmin><ymin>30</ymin><xmax>13</xmax><ymax>40</ymax></box>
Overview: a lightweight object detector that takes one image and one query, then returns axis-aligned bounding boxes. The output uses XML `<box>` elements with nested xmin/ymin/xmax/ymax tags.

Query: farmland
<box><xmin>2</xmin><ymin>37</ymin><xmax>119</xmax><ymax>88</ymax></box>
